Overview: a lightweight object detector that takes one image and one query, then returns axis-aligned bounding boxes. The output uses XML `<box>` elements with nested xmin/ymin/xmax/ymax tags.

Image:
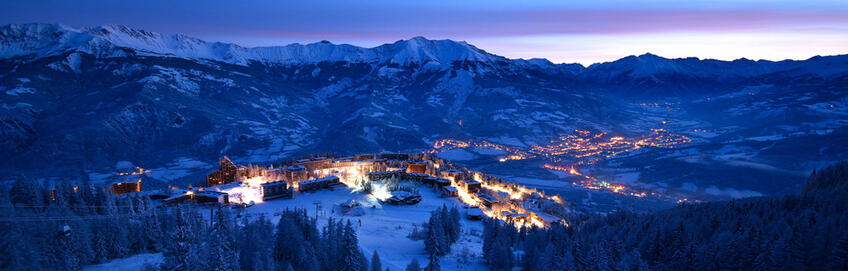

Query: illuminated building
<box><xmin>206</xmin><ymin>157</ymin><xmax>239</xmax><ymax>187</ymax></box>
<box><xmin>194</xmin><ymin>191</ymin><xmax>229</xmax><ymax>205</ymax></box>
<box><xmin>475</xmin><ymin>193</ymin><xmax>499</xmax><ymax>207</ymax></box>
<box><xmin>109</xmin><ymin>179</ymin><xmax>142</xmax><ymax>195</ymax></box>
<box><xmin>295</xmin><ymin>157</ymin><xmax>332</xmax><ymax>174</ymax></box>
<box><xmin>261</xmin><ymin>180</ymin><xmax>293</xmax><ymax>201</ymax></box>
<box><xmin>441</xmin><ymin>186</ymin><xmax>458</xmax><ymax>197</ymax></box>
<box><xmin>457</xmin><ymin>179</ymin><xmax>481</xmax><ymax>193</ymax></box>
<box><xmin>286</xmin><ymin>165</ymin><xmax>308</xmax><ymax>183</ymax></box>
<box><xmin>163</xmin><ymin>190</ymin><xmax>228</xmax><ymax>205</ymax></box>
<box><xmin>406</xmin><ymin>162</ymin><xmax>427</xmax><ymax>174</ymax></box>
<box><xmin>440</xmin><ymin>169</ymin><xmax>463</xmax><ymax>181</ymax></box>
<box><xmin>354</xmin><ymin>154</ymin><xmax>375</xmax><ymax>160</ymax></box>
<box><xmin>297</xmin><ymin>176</ymin><xmax>341</xmax><ymax>192</ymax></box>
<box><xmin>466</xmin><ymin>207</ymin><xmax>484</xmax><ymax>220</ymax></box>
<box><xmin>434</xmin><ymin>178</ymin><xmax>451</xmax><ymax>187</ymax></box>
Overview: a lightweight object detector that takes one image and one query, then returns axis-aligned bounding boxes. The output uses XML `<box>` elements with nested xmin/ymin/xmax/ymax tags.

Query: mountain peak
<box><xmin>637</xmin><ymin>52</ymin><xmax>661</xmax><ymax>59</ymax></box>
<box><xmin>375</xmin><ymin>36</ymin><xmax>503</xmax><ymax>65</ymax></box>
<box><xmin>0</xmin><ymin>24</ymin><xmax>508</xmax><ymax>66</ymax></box>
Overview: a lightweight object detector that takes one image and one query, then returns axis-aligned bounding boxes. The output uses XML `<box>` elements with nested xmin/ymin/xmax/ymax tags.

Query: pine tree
<box><xmin>338</xmin><ymin>220</ymin><xmax>365</xmax><ymax>271</ymax></box>
<box><xmin>425</xmin><ymin>211</ymin><xmax>449</xmax><ymax>256</ymax></box>
<box><xmin>447</xmin><ymin>206</ymin><xmax>461</xmax><ymax>244</ymax></box>
<box><xmin>0</xmin><ymin>222</ymin><xmax>42</xmax><ymax>270</ymax></box>
<box><xmin>208</xmin><ymin>206</ymin><xmax>240</xmax><ymax>271</ymax></box>
<box><xmin>163</xmin><ymin>205</ymin><xmax>196</xmax><ymax>270</ymax></box>
<box><xmin>370</xmin><ymin>251</ymin><xmax>382</xmax><ymax>271</ymax></box>
<box><xmin>405</xmin><ymin>258</ymin><xmax>421</xmax><ymax>271</ymax></box>
<box><xmin>426</xmin><ymin>251</ymin><xmax>441</xmax><ymax>271</ymax></box>
<box><xmin>51</xmin><ymin>224</ymin><xmax>81</xmax><ymax>271</ymax></box>
<box><xmin>828</xmin><ymin>235</ymin><xmax>848</xmax><ymax>271</ymax></box>
<box><xmin>9</xmin><ymin>175</ymin><xmax>42</xmax><ymax>208</ymax></box>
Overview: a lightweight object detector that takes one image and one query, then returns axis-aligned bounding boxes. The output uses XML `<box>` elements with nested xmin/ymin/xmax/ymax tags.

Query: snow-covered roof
<box><xmin>299</xmin><ymin>176</ymin><xmax>339</xmax><ymax>185</ymax></box>
<box><xmin>461</xmin><ymin>179</ymin><xmax>481</xmax><ymax>185</ymax></box>
<box><xmin>206</xmin><ymin>182</ymin><xmax>241</xmax><ymax>192</ymax></box>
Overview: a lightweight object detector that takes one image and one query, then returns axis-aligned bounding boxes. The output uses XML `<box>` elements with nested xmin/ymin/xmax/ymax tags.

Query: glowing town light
<box><xmin>611</xmin><ymin>185</ymin><xmax>625</xmax><ymax>193</ymax></box>
<box><xmin>569</xmin><ymin>167</ymin><xmax>580</xmax><ymax>175</ymax></box>
<box><xmin>221</xmin><ymin>183</ymin><xmax>264</xmax><ymax>204</ymax></box>
<box><xmin>369</xmin><ymin>183</ymin><xmax>392</xmax><ymax>201</ymax></box>
<box><xmin>244</xmin><ymin>176</ymin><xmax>265</xmax><ymax>187</ymax></box>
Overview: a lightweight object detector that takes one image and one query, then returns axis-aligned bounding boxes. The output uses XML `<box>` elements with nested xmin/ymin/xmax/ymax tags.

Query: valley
<box><xmin>1</xmin><ymin>23</ymin><xmax>847</xmax><ymax>213</ymax></box>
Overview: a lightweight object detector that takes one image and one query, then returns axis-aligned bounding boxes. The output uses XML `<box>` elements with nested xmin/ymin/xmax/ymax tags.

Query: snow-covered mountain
<box><xmin>0</xmin><ymin>24</ymin><xmax>510</xmax><ymax>67</ymax></box>
<box><xmin>1</xmin><ymin>23</ymin><xmax>847</xmax><ymax>198</ymax></box>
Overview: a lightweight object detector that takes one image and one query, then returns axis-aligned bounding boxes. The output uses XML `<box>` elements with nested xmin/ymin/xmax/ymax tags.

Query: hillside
<box><xmin>483</xmin><ymin>161</ymin><xmax>848</xmax><ymax>270</ymax></box>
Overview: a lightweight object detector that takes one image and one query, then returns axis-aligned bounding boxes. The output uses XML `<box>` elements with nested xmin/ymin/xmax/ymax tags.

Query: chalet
<box><xmin>261</xmin><ymin>180</ymin><xmax>293</xmax><ymax>201</ymax></box>
<box><xmin>206</xmin><ymin>157</ymin><xmax>239</xmax><ymax>187</ymax></box>
<box><xmin>466</xmin><ymin>207</ymin><xmax>484</xmax><ymax>220</ymax></box>
<box><xmin>298</xmin><ymin>176</ymin><xmax>341</xmax><ymax>192</ymax></box>
<box><xmin>406</xmin><ymin>162</ymin><xmax>426</xmax><ymax>174</ymax></box>
<box><xmin>476</xmin><ymin>193</ymin><xmax>499</xmax><ymax>207</ymax></box>
<box><xmin>440</xmin><ymin>169</ymin><xmax>464</xmax><ymax>181</ymax></box>
<box><xmin>109</xmin><ymin>179</ymin><xmax>142</xmax><ymax>195</ymax></box>
<box><xmin>532</xmin><ymin>211</ymin><xmax>566</xmax><ymax>227</ymax></box>
<box><xmin>434</xmin><ymin>178</ymin><xmax>451</xmax><ymax>187</ymax></box>
<box><xmin>458</xmin><ymin>179</ymin><xmax>482</xmax><ymax>193</ymax></box>
<box><xmin>441</xmin><ymin>186</ymin><xmax>458</xmax><ymax>197</ymax></box>
<box><xmin>423</xmin><ymin>176</ymin><xmax>440</xmax><ymax>186</ymax></box>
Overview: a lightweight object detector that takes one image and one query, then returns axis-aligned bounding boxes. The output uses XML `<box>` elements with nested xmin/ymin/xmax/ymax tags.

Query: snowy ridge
<box><xmin>0</xmin><ymin>23</ymin><xmax>507</xmax><ymax>66</ymax></box>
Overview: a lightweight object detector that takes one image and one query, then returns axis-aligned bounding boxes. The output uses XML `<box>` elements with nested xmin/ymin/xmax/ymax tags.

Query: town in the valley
<box><xmin>107</xmin><ymin>152</ymin><xmax>570</xmax><ymax>229</ymax></box>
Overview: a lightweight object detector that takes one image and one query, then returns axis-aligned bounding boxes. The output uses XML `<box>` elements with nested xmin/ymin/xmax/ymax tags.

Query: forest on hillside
<box><xmin>482</xmin><ymin>162</ymin><xmax>848</xmax><ymax>271</ymax></box>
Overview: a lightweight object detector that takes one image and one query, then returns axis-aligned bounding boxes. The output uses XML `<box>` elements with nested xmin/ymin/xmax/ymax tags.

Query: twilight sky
<box><xmin>2</xmin><ymin>0</ymin><xmax>846</xmax><ymax>65</ymax></box>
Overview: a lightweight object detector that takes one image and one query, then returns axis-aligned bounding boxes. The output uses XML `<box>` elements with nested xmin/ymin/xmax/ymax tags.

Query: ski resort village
<box><xmin>82</xmin><ymin>152</ymin><xmax>571</xmax><ymax>270</ymax></box>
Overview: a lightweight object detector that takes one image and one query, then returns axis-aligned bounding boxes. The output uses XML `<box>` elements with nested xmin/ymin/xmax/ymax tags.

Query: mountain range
<box><xmin>2</xmin><ymin>23</ymin><xmax>847</xmax><ymax>201</ymax></box>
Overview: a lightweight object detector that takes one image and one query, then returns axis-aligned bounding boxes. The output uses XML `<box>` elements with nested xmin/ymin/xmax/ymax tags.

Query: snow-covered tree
<box><xmin>405</xmin><ymin>258</ymin><xmax>421</xmax><ymax>271</ymax></box>
<box><xmin>370</xmin><ymin>251</ymin><xmax>382</xmax><ymax>271</ymax></box>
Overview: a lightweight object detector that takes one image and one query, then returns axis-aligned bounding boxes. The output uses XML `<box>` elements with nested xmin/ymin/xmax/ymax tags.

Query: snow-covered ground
<box><xmin>436</xmin><ymin>148</ymin><xmax>478</xmax><ymax>161</ymax></box>
<box><xmin>242</xmin><ymin>181</ymin><xmax>488</xmax><ymax>270</ymax></box>
<box><xmin>84</xmin><ymin>253</ymin><xmax>163</xmax><ymax>271</ymax></box>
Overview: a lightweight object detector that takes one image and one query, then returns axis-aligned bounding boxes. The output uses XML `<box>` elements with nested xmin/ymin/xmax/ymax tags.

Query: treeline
<box><xmin>1</xmin><ymin>177</ymin><xmax>161</xmax><ymax>270</ymax></box>
<box><xmin>802</xmin><ymin>161</ymin><xmax>848</xmax><ymax>196</ymax></box>
<box><xmin>482</xmin><ymin>162</ymin><xmax>848</xmax><ymax>271</ymax></box>
<box><xmin>0</xmin><ymin>176</ymin><xmax>380</xmax><ymax>271</ymax></box>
